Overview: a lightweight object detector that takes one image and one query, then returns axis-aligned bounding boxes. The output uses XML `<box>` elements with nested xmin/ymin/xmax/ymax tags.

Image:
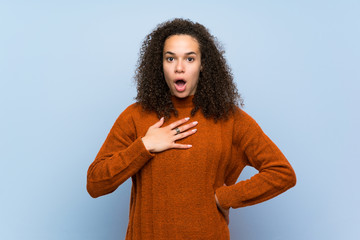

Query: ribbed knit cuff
<box><xmin>215</xmin><ymin>185</ymin><xmax>234</xmax><ymax>209</ymax></box>
<box><xmin>128</xmin><ymin>137</ymin><xmax>155</xmax><ymax>166</ymax></box>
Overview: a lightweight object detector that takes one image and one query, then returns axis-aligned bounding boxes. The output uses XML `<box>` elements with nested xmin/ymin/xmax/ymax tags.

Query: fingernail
<box><xmin>192</xmin><ymin>129</ymin><xmax>197</xmax><ymax>132</ymax></box>
<box><xmin>193</xmin><ymin>121</ymin><xmax>198</xmax><ymax>125</ymax></box>
<box><xmin>185</xmin><ymin>117</ymin><xmax>190</xmax><ymax>120</ymax></box>
<box><xmin>188</xmin><ymin>144</ymin><xmax>192</xmax><ymax>147</ymax></box>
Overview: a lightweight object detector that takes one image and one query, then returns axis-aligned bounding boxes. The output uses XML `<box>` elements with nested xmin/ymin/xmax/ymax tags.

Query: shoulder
<box><xmin>232</xmin><ymin>106</ymin><xmax>258</xmax><ymax>127</ymax></box>
<box><xmin>120</xmin><ymin>102</ymin><xmax>142</xmax><ymax>115</ymax></box>
<box><xmin>106</xmin><ymin>103</ymin><xmax>145</xmax><ymax>140</ymax></box>
<box><xmin>114</xmin><ymin>102</ymin><xmax>157</xmax><ymax>127</ymax></box>
<box><xmin>116</xmin><ymin>102</ymin><xmax>144</xmax><ymax>121</ymax></box>
<box><xmin>231</xmin><ymin>107</ymin><xmax>265</xmax><ymax>144</ymax></box>
<box><xmin>111</xmin><ymin>103</ymin><xmax>141</xmax><ymax>128</ymax></box>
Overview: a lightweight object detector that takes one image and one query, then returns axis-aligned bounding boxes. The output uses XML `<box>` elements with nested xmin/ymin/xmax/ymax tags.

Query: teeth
<box><xmin>175</xmin><ymin>80</ymin><xmax>185</xmax><ymax>86</ymax></box>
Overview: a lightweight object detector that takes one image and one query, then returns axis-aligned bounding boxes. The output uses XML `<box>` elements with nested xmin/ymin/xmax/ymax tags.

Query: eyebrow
<box><xmin>164</xmin><ymin>51</ymin><xmax>197</xmax><ymax>55</ymax></box>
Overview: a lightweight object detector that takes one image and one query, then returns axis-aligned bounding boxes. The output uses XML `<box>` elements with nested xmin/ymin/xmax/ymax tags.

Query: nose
<box><xmin>175</xmin><ymin>60</ymin><xmax>185</xmax><ymax>73</ymax></box>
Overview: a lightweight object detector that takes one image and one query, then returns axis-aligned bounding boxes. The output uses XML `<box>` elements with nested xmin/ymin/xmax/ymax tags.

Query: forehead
<box><xmin>163</xmin><ymin>35</ymin><xmax>200</xmax><ymax>53</ymax></box>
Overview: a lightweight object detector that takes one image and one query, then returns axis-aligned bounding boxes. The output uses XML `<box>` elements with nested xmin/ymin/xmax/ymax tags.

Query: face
<box><xmin>163</xmin><ymin>34</ymin><xmax>202</xmax><ymax>98</ymax></box>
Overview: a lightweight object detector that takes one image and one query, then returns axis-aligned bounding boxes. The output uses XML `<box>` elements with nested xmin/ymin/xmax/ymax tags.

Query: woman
<box><xmin>87</xmin><ymin>18</ymin><xmax>296</xmax><ymax>239</ymax></box>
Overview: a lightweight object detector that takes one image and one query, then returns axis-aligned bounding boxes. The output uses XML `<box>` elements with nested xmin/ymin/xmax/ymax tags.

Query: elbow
<box><xmin>291</xmin><ymin>172</ymin><xmax>297</xmax><ymax>188</ymax></box>
<box><xmin>86</xmin><ymin>179</ymin><xmax>116</xmax><ymax>198</ymax></box>
<box><xmin>86</xmin><ymin>166</ymin><xmax>104</xmax><ymax>198</ymax></box>
<box><xmin>86</xmin><ymin>182</ymin><xmax>101</xmax><ymax>198</ymax></box>
<box><xmin>88</xmin><ymin>191</ymin><xmax>99</xmax><ymax>199</ymax></box>
<box><xmin>273</xmin><ymin>165</ymin><xmax>296</xmax><ymax>191</ymax></box>
<box><xmin>286</xmin><ymin>167</ymin><xmax>297</xmax><ymax>189</ymax></box>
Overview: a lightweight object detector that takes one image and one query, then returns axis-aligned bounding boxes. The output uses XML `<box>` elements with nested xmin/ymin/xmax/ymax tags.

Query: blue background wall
<box><xmin>1</xmin><ymin>0</ymin><xmax>359</xmax><ymax>239</ymax></box>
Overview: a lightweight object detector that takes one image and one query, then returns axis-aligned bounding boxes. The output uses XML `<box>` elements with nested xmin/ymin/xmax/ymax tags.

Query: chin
<box><xmin>173</xmin><ymin>92</ymin><xmax>191</xmax><ymax>98</ymax></box>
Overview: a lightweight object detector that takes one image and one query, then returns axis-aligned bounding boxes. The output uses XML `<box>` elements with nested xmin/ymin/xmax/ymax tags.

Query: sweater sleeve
<box><xmin>87</xmin><ymin>105</ymin><xmax>155</xmax><ymax>198</ymax></box>
<box><xmin>215</xmin><ymin>110</ymin><xmax>296</xmax><ymax>209</ymax></box>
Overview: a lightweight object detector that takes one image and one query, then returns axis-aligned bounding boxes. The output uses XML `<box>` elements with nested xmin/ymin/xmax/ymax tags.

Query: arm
<box><xmin>215</xmin><ymin>187</ymin><xmax>229</xmax><ymax>225</ymax></box>
<box><xmin>87</xmin><ymin>108</ymin><xmax>154</xmax><ymax>198</ymax></box>
<box><xmin>215</xmin><ymin>111</ymin><xmax>296</xmax><ymax>209</ymax></box>
<box><xmin>87</xmin><ymin>107</ymin><xmax>198</xmax><ymax>198</ymax></box>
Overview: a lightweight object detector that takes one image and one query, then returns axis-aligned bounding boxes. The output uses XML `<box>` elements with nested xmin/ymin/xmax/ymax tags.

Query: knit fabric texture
<box><xmin>87</xmin><ymin>96</ymin><xmax>296</xmax><ymax>240</ymax></box>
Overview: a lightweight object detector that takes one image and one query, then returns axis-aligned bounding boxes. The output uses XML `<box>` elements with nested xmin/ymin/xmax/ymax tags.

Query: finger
<box><xmin>172</xmin><ymin>143</ymin><xmax>192</xmax><ymax>149</ymax></box>
<box><xmin>173</xmin><ymin>129</ymin><xmax>197</xmax><ymax>141</ymax></box>
<box><xmin>167</xmin><ymin>117</ymin><xmax>190</xmax><ymax>130</ymax></box>
<box><xmin>152</xmin><ymin>117</ymin><xmax>164</xmax><ymax>128</ymax></box>
<box><xmin>175</xmin><ymin>121</ymin><xmax>198</xmax><ymax>134</ymax></box>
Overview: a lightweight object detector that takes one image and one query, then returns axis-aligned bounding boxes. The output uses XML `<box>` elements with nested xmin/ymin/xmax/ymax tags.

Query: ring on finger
<box><xmin>175</xmin><ymin>127</ymin><xmax>181</xmax><ymax>135</ymax></box>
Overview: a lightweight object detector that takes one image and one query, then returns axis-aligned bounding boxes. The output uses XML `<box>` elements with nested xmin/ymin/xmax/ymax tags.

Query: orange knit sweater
<box><xmin>87</xmin><ymin>96</ymin><xmax>296</xmax><ymax>240</ymax></box>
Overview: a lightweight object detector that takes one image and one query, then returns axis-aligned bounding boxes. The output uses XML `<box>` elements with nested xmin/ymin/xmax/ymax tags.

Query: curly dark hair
<box><xmin>134</xmin><ymin>18</ymin><xmax>243</xmax><ymax>121</ymax></box>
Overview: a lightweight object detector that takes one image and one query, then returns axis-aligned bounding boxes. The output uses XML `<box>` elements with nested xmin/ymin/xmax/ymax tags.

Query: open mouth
<box><xmin>174</xmin><ymin>79</ymin><xmax>187</xmax><ymax>92</ymax></box>
<box><xmin>175</xmin><ymin>79</ymin><xmax>186</xmax><ymax>86</ymax></box>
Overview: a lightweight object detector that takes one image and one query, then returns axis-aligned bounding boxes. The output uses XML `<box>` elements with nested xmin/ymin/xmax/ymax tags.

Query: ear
<box><xmin>200</xmin><ymin>65</ymin><xmax>203</xmax><ymax>72</ymax></box>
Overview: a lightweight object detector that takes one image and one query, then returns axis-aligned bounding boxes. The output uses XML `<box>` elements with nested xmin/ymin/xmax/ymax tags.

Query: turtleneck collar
<box><xmin>171</xmin><ymin>95</ymin><xmax>195</xmax><ymax>109</ymax></box>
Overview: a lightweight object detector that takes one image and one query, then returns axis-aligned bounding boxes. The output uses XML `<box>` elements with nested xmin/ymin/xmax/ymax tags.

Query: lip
<box><xmin>174</xmin><ymin>78</ymin><xmax>187</xmax><ymax>92</ymax></box>
<box><xmin>174</xmin><ymin>78</ymin><xmax>187</xmax><ymax>82</ymax></box>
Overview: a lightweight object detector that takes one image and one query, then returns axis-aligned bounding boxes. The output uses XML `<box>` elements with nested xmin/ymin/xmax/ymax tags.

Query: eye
<box><xmin>187</xmin><ymin>57</ymin><xmax>194</xmax><ymax>62</ymax></box>
<box><xmin>166</xmin><ymin>57</ymin><xmax>174</xmax><ymax>62</ymax></box>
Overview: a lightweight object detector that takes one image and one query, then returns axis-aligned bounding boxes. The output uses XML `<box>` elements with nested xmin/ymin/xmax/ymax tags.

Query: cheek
<box><xmin>162</xmin><ymin>68</ymin><xmax>172</xmax><ymax>87</ymax></box>
<box><xmin>163</xmin><ymin>64</ymin><xmax>171</xmax><ymax>77</ymax></box>
<box><xmin>163</xmin><ymin>70</ymin><xmax>171</xmax><ymax>83</ymax></box>
<box><xmin>191</xmin><ymin>66</ymin><xmax>201</xmax><ymax>80</ymax></box>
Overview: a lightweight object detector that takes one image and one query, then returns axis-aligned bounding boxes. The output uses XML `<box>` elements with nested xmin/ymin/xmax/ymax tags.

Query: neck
<box><xmin>171</xmin><ymin>95</ymin><xmax>194</xmax><ymax>108</ymax></box>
